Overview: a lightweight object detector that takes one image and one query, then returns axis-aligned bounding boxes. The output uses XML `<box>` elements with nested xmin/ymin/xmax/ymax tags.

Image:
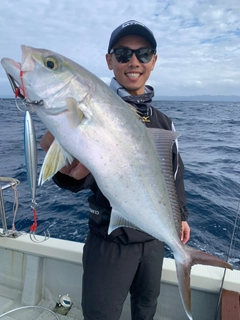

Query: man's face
<box><xmin>106</xmin><ymin>35</ymin><xmax>157</xmax><ymax>96</ymax></box>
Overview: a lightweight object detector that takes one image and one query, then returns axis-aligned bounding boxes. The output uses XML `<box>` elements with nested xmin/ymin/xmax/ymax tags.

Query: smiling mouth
<box><xmin>126</xmin><ymin>73</ymin><xmax>141</xmax><ymax>78</ymax></box>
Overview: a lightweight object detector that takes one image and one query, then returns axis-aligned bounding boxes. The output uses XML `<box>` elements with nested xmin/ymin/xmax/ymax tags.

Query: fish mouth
<box><xmin>1</xmin><ymin>58</ymin><xmax>25</xmax><ymax>99</ymax></box>
<box><xmin>1</xmin><ymin>54</ymin><xmax>43</xmax><ymax>106</ymax></box>
<box><xmin>6</xmin><ymin>72</ymin><xmax>26</xmax><ymax>100</ymax></box>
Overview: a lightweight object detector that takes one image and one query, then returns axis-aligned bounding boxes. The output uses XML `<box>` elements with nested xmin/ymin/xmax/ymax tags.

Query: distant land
<box><xmin>1</xmin><ymin>94</ymin><xmax>240</xmax><ymax>102</ymax></box>
<box><xmin>0</xmin><ymin>95</ymin><xmax>14</xmax><ymax>99</ymax></box>
<box><xmin>154</xmin><ymin>95</ymin><xmax>240</xmax><ymax>102</ymax></box>
<box><xmin>0</xmin><ymin>96</ymin><xmax>14</xmax><ymax>99</ymax></box>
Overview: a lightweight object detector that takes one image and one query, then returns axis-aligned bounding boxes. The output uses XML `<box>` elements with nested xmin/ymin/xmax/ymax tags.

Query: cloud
<box><xmin>0</xmin><ymin>0</ymin><xmax>239</xmax><ymax>97</ymax></box>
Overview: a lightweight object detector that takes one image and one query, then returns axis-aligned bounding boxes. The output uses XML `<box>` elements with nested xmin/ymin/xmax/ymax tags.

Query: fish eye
<box><xmin>44</xmin><ymin>57</ymin><xmax>58</xmax><ymax>70</ymax></box>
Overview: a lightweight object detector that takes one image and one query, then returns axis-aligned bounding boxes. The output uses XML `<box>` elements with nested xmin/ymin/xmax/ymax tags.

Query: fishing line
<box><xmin>214</xmin><ymin>200</ymin><xmax>240</xmax><ymax>320</ymax></box>
<box><xmin>0</xmin><ymin>305</ymin><xmax>60</xmax><ymax>319</ymax></box>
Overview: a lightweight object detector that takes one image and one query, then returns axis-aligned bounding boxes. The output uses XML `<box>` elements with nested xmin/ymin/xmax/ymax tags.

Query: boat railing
<box><xmin>0</xmin><ymin>177</ymin><xmax>20</xmax><ymax>237</ymax></box>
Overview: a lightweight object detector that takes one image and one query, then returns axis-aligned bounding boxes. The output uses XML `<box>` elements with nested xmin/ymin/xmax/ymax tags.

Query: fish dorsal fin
<box><xmin>39</xmin><ymin>139</ymin><xmax>74</xmax><ymax>185</ymax></box>
<box><xmin>108</xmin><ymin>208</ymin><xmax>141</xmax><ymax>235</ymax></box>
<box><xmin>148</xmin><ymin>128</ymin><xmax>182</xmax><ymax>238</ymax></box>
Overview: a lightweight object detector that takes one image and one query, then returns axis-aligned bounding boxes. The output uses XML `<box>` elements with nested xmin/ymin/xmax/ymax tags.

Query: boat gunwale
<box><xmin>0</xmin><ymin>228</ymin><xmax>239</xmax><ymax>294</ymax></box>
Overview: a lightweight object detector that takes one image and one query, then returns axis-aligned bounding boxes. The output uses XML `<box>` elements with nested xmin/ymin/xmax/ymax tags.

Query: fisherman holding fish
<box><xmin>40</xmin><ymin>20</ymin><xmax>190</xmax><ymax>320</ymax></box>
<box><xmin>1</xmin><ymin>16</ymin><xmax>233</xmax><ymax>319</ymax></box>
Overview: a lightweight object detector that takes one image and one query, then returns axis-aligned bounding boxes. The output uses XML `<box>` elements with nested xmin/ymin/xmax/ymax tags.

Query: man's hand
<box><xmin>60</xmin><ymin>158</ymin><xmax>90</xmax><ymax>180</ymax></box>
<box><xmin>181</xmin><ymin>221</ymin><xmax>190</xmax><ymax>244</ymax></box>
<box><xmin>40</xmin><ymin>131</ymin><xmax>55</xmax><ymax>152</ymax></box>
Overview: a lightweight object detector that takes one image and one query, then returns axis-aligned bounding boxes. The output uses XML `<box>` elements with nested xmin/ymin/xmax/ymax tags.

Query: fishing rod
<box><xmin>214</xmin><ymin>201</ymin><xmax>240</xmax><ymax>320</ymax></box>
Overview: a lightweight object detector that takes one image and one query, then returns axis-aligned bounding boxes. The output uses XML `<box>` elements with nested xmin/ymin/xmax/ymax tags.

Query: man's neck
<box><xmin>109</xmin><ymin>78</ymin><xmax>154</xmax><ymax>117</ymax></box>
<box><xmin>109</xmin><ymin>78</ymin><xmax>130</xmax><ymax>97</ymax></box>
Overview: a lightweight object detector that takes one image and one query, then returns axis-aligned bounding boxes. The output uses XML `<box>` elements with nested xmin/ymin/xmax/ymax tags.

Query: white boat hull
<box><xmin>0</xmin><ymin>230</ymin><xmax>239</xmax><ymax>320</ymax></box>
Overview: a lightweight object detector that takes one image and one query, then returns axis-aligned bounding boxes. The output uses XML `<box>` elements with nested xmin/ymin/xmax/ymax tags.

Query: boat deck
<box><xmin>0</xmin><ymin>231</ymin><xmax>239</xmax><ymax>320</ymax></box>
<box><xmin>0</xmin><ymin>283</ymin><xmax>221</xmax><ymax>320</ymax></box>
<box><xmin>0</xmin><ymin>297</ymin><xmax>83</xmax><ymax>320</ymax></box>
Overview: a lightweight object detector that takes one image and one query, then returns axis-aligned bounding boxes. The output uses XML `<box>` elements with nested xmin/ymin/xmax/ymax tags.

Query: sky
<box><xmin>0</xmin><ymin>0</ymin><xmax>239</xmax><ymax>97</ymax></box>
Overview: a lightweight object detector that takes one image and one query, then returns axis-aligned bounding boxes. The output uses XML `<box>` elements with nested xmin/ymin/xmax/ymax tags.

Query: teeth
<box><xmin>126</xmin><ymin>73</ymin><xmax>140</xmax><ymax>78</ymax></box>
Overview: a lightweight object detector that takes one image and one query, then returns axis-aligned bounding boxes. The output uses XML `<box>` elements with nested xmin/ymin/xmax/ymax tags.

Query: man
<box><xmin>41</xmin><ymin>20</ymin><xmax>190</xmax><ymax>320</ymax></box>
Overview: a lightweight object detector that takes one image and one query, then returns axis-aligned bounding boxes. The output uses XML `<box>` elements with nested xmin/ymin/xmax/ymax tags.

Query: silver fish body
<box><xmin>1</xmin><ymin>46</ymin><xmax>232</xmax><ymax>320</ymax></box>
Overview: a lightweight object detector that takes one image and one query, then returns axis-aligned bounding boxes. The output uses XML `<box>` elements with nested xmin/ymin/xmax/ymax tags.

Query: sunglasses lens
<box><xmin>136</xmin><ymin>48</ymin><xmax>154</xmax><ymax>63</ymax></box>
<box><xmin>112</xmin><ymin>48</ymin><xmax>155</xmax><ymax>64</ymax></box>
<box><xmin>114</xmin><ymin>48</ymin><xmax>132</xmax><ymax>63</ymax></box>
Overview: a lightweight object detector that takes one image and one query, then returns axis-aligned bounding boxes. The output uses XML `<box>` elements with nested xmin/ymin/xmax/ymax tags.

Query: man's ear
<box><xmin>106</xmin><ymin>53</ymin><xmax>113</xmax><ymax>70</ymax></box>
<box><xmin>151</xmin><ymin>54</ymin><xmax>158</xmax><ymax>71</ymax></box>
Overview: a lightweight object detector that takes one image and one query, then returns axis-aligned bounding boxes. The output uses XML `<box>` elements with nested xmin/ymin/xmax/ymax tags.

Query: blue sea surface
<box><xmin>0</xmin><ymin>99</ymin><xmax>240</xmax><ymax>269</ymax></box>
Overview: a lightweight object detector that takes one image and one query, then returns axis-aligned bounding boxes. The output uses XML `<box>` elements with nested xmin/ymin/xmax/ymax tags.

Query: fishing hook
<box><xmin>6</xmin><ymin>73</ymin><xmax>26</xmax><ymax>112</ymax></box>
<box><xmin>5</xmin><ymin>72</ymin><xmax>44</xmax><ymax>111</ymax></box>
<box><xmin>6</xmin><ymin>73</ymin><xmax>25</xmax><ymax>100</ymax></box>
<box><xmin>29</xmin><ymin>201</ymin><xmax>50</xmax><ymax>243</ymax></box>
<box><xmin>29</xmin><ymin>230</ymin><xmax>51</xmax><ymax>243</ymax></box>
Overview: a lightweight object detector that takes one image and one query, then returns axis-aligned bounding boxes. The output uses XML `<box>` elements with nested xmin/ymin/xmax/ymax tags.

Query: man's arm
<box><xmin>181</xmin><ymin>221</ymin><xmax>190</xmax><ymax>244</ymax></box>
<box><xmin>173</xmin><ymin>151</ymin><xmax>190</xmax><ymax>244</ymax></box>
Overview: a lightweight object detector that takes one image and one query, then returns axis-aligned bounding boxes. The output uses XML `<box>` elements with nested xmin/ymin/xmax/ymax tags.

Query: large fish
<box><xmin>1</xmin><ymin>46</ymin><xmax>231</xmax><ymax>319</ymax></box>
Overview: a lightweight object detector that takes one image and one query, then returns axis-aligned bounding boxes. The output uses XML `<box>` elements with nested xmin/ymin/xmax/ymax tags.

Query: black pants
<box><xmin>82</xmin><ymin>232</ymin><xmax>164</xmax><ymax>320</ymax></box>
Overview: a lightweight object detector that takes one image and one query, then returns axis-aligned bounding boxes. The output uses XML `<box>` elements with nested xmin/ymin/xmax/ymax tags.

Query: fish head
<box><xmin>1</xmin><ymin>45</ymin><xmax>91</xmax><ymax>112</ymax></box>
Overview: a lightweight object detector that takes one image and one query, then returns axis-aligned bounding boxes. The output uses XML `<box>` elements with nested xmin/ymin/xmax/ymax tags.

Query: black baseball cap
<box><xmin>108</xmin><ymin>20</ymin><xmax>157</xmax><ymax>53</ymax></box>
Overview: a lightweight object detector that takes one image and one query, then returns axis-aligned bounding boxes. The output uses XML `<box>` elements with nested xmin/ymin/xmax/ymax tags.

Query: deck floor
<box><xmin>0</xmin><ymin>297</ymin><xmax>83</xmax><ymax>320</ymax></box>
<box><xmin>0</xmin><ymin>286</ymin><xmax>221</xmax><ymax>320</ymax></box>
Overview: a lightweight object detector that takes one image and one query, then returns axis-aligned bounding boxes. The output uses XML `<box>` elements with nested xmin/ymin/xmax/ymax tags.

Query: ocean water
<box><xmin>0</xmin><ymin>99</ymin><xmax>240</xmax><ymax>269</ymax></box>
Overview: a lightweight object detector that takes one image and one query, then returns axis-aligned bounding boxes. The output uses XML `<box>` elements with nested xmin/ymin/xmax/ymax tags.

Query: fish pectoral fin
<box><xmin>39</xmin><ymin>139</ymin><xmax>74</xmax><ymax>185</ymax></box>
<box><xmin>108</xmin><ymin>208</ymin><xmax>141</xmax><ymax>235</ymax></box>
<box><xmin>65</xmin><ymin>97</ymin><xmax>85</xmax><ymax>127</ymax></box>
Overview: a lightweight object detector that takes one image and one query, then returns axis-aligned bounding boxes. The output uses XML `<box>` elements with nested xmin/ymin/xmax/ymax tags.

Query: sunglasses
<box><xmin>110</xmin><ymin>47</ymin><xmax>156</xmax><ymax>64</ymax></box>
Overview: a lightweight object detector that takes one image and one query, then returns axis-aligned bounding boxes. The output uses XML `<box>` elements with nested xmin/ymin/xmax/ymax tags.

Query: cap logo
<box><xmin>121</xmin><ymin>20</ymin><xmax>145</xmax><ymax>29</ymax></box>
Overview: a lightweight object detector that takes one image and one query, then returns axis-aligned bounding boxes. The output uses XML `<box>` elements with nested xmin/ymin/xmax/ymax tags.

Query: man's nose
<box><xmin>128</xmin><ymin>53</ymin><xmax>140</xmax><ymax>66</ymax></box>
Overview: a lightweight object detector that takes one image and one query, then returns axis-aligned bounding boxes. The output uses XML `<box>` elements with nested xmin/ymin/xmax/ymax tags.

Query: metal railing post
<box><xmin>0</xmin><ymin>178</ymin><xmax>20</xmax><ymax>237</ymax></box>
<box><xmin>0</xmin><ymin>184</ymin><xmax>8</xmax><ymax>235</ymax></box>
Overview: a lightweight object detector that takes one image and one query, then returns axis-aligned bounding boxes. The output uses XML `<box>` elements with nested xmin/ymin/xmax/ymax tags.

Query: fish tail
<box><xmin>175</xmin><ymin>245</ymin><xmax>232</xmax><ymax>320</ymax></box>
